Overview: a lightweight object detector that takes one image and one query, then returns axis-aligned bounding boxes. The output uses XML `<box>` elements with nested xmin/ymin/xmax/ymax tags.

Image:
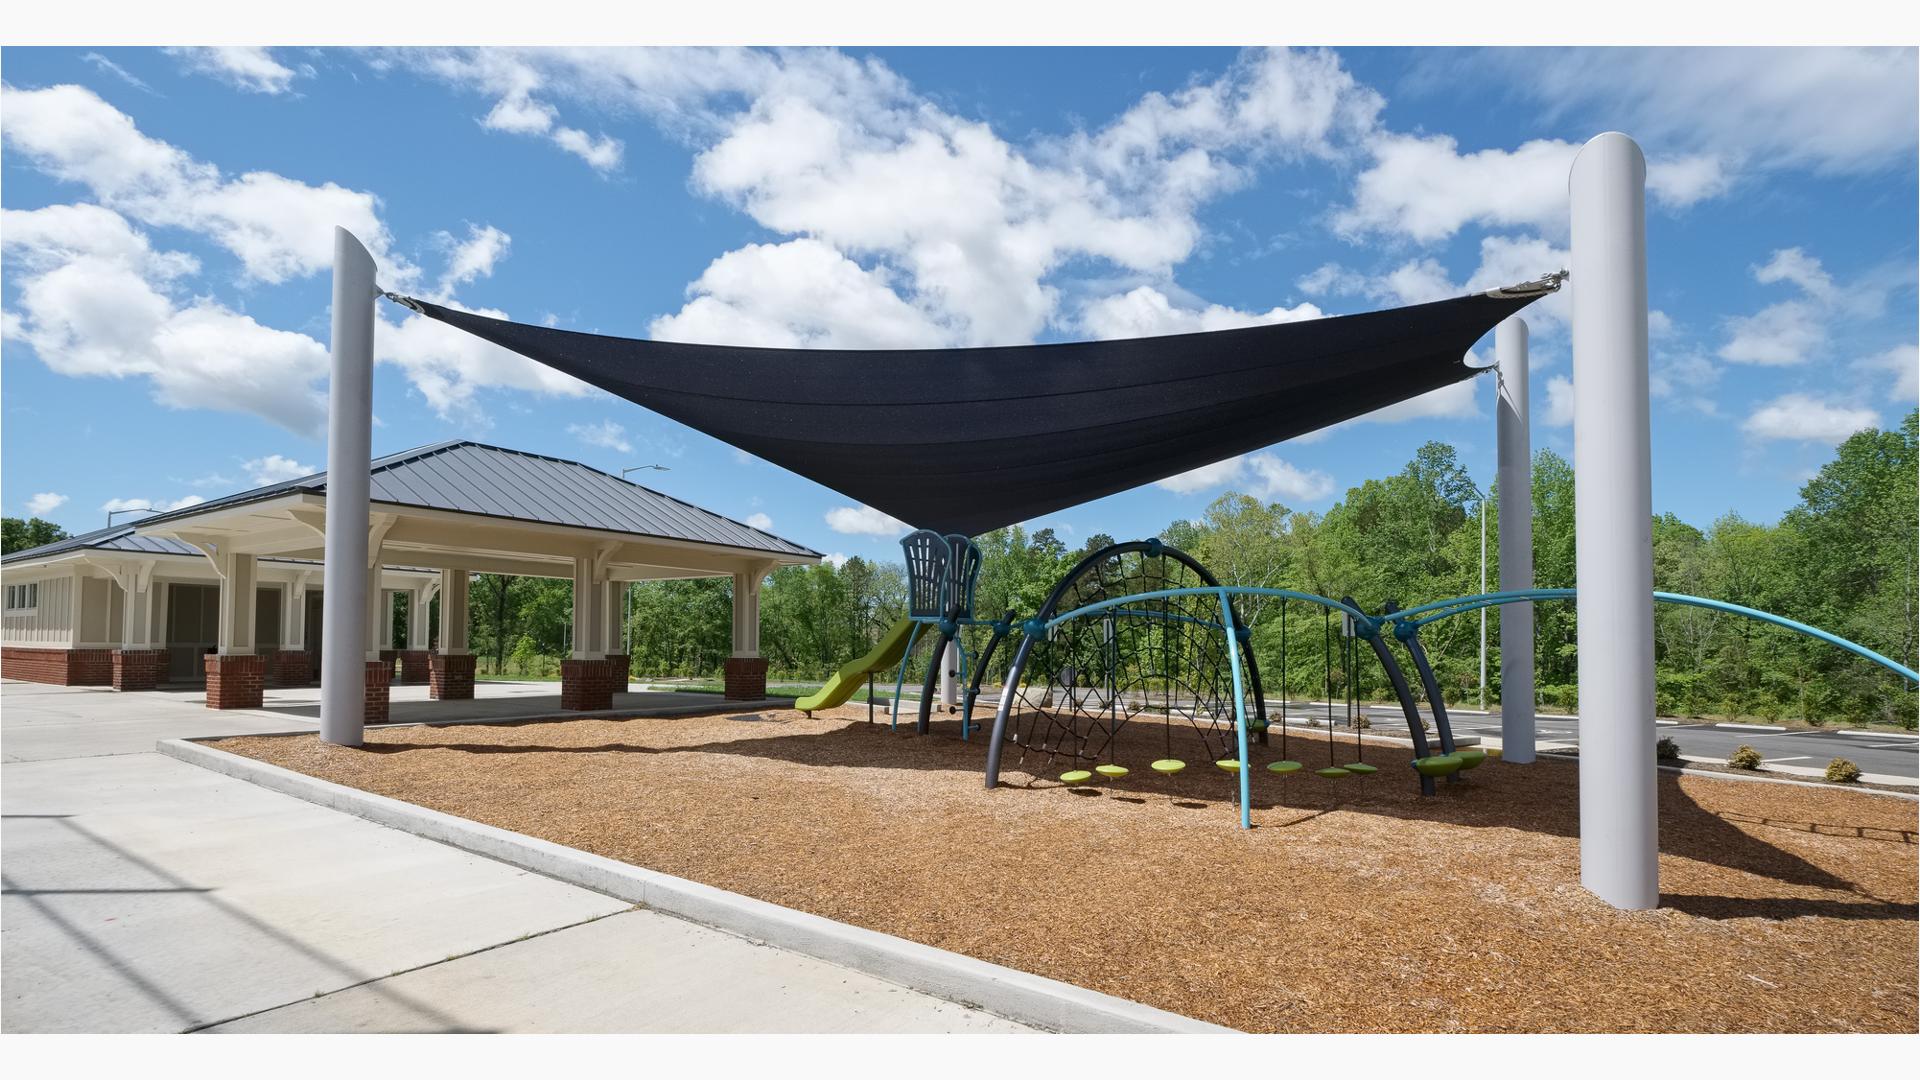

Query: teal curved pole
<box><xmin>1048</xmin><ymin>586</ymin><xmax>1369</xmax><ymax>631</ymax></box>
<box><xmin>1218</xmin><ymin>587</ymin><xmax>1252</xmax><ymax>830</ymax></box>
<box><xmin>889</xmin><ymin>620</ymin><xmax>924</xmax><ymax>731</ymax></box>
<box><xmin>1379</xmin><ymin>588</ymin><xmax>1917</xmax><ymax>684</ymax></box>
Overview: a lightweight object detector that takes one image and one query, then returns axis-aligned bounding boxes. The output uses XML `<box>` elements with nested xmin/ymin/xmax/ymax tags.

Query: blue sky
<box><xmin>3</xmin><ymin>46</ymin><xmax>1915</xmax><ymax>564</ymax></box>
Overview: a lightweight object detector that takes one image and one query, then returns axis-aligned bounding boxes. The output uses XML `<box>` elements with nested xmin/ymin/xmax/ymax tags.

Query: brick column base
<box><xmin>397</xmin><ymin>649</ymin><xmax>431</xmax><ymax>684</ymax></box>
<box><xmin>205</xmin><ymin>654</ymin><xmax>267</xmax><ymax>710</ymax></box>
<box><xmin>271</xmin><ymin>649</ymin><xmax>313</xmax><ymax>687</ymax></box>
<box><xmin>365</xmin><ymin>659</ymin><xmax>392</xmax><ymax>724</ymax></box>
<box><xmin>378</xmin><ymin>649</ymin><xmax>400</xmax><ymax>681</ymax></box>
<box><xmin>112</xmin><ymin>648</ymin><xmax>166</xmax><ymax>692</ymax></box>
<box><xmin>429</xmin><ymin>652</ymin><xmax>476</xmax><ymax>700</ymax></box>
<box><xmin>604</xmin><ymin>654</ymin><xmax>630</xmax><ymax>696</ymax></box>
<box><xmin>723</xmin><ymin>656</ymin><xmax>769</xmax><ymax>701</ymax></box>
<box><xmin>561</xmin><ymin>656</ymin><xmax>626</xmax><ymax>711</ymax></box>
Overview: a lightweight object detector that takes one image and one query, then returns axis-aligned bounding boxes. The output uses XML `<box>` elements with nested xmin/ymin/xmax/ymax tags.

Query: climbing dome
<box><xmin>985</xmin><ymin>539</ymin><xmax>1265</xmax><ymax>783</ymax></box>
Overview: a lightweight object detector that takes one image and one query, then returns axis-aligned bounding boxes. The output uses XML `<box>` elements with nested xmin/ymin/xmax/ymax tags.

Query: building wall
<box><xmin>79</xmin><ymin>576</ymin><xmax>114</xmax><ymax>647</ymax></box>
<box><xmin>1</xmin><ymin>573</ymin><xmax>73</xmax><ymax>646</ymax></box>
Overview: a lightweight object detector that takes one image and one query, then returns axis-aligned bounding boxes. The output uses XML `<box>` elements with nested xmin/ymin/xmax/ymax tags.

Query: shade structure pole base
<box><xmin>1569</xmin><ymin>132</ymin><xmax>1658</xmax><ymax>910</ymax></box>
<box><xmin>320</xmin><ymin>228</ymin><xmax>378</xmax><ymax>747</ymax></box>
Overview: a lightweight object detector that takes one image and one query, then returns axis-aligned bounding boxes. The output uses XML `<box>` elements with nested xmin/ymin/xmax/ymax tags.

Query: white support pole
<box><xmin>571</xmin><ymin>557</ymin><xmax>599</xmax><ymax>659</ymax></box>
<box><xmin>380</xmin><ymin>588</ymin><xmax>397</xmax><ymax>654</ymax></box>
<box><xmin>284</xmin><ymin>574</ymin><xmax>309</xmax><ymax>651</ymax></box>
<box><xmin>730</xmin><ymin>567</ymin><xmax>761</xmax><ymax>658</ymax></box>
<box><xmin>438</xmin><ymin>569</ymin><xmax>469</xmax><ymax>655</ymax></box>
<box><xmin>120</xmin><ymin>562</ymin><xmax>156</xmax><ymax>649</ymax></box>
<box><xmin>321</xmin><ymin>227</ymin><xmax>377</xmax><ymax>746</ymax></box>
<box><xmin>407</xmin><ymin>586</ymin><xmax>431</xmax><ymax>650</ymax></box>
<box><xmin>1496</xmin><ymin>317</ymin><xmax>1536</xmax><ymax>764</ymax></box>
<box><xmin>1570</xmin><ymin>132</ymin><xmax>1658</xmax><ymax>910</ymax></box>
<box><xmin>941</xmin><ymin>640</ymin><xmax>959</xmax><ymax>707</ymax></box>
<box><xmin>214</xmin><ymin>553</ymin><xmax>257</xmax><ymax>655</ymax></box>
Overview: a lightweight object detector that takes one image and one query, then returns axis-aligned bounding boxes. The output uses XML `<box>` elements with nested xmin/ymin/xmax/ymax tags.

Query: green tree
<box><xmin>2</xmin><ymin>517</ymin><xmax>69</xmax><ymax>555</ymax></box>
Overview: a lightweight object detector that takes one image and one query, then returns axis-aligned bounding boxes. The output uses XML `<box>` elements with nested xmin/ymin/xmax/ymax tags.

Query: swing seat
<box><xmin>1413</xmin><ymin>754</ymin><xmax>1464</xmax><ymax>777</ymax></box>
<box><xmin>1214</xmin><ymin>759</ymin><xmax>1243</xmax><ymax>773</ymax></box>
<box><xmin>1266</xmin><ymin>760</ymin><xmax>1303</xmax><ymax>774</ymax></box>
<box><xmin>1150</xmin><ymin>759</ymin><xmax>1186</xmax><ymax>775</ymax></box>
<box><xmin>1095</xmin><ymin>764</ymin><xmax>1129</xmax><ymax>779</ymax></box>
<box><xmin>1453</xmin><ymin>749</ymin><xmax>1488</xmax><ymax>770</ymax></box>
<box><xmin>1315</xmin><ymin>766</ymin><xmax>1352</xmax><ymax>779</ymax></box>
<box><xmin>1059</xmin><ymin>769</ymin><xmax>1094</xmax><ymax>785</ymax></box>
<box><xmin>1342</xmin><ymin>763</ymin><xmax>1378</xmax><ymax>775</ymax></box>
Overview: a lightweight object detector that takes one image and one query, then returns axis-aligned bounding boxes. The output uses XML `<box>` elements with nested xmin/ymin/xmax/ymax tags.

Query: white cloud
<box><xmin>1156</xmin><ymin>457</ymin><xmax>1247</xmax><ymax>494</ymax></box>
<box><xmin>744</xmin><ymin>512</ymin><xmax>774</xmax><ymax>531</ymax></box>
<box><xmin>244</xmin><ymin>454</ymin><xmax>317</xmax><ymax>486</ymax></box>
<box><xmin>1465</xmin><ymin>47</ymin><xmax>1918</xmax><ymax>180</ymax></box>
<box><xmin>566</xmin><ymin>420</ymin><xmax>633</xmax><ymax>454</ymax></box>
<box><xmin>822</xmin><ymin>552</ymin><xmax>850</xmax><ymax>569</ymax></box>
<box><xmin>1752</xmin><ymin>247</ymin><xmax>1836</xmax><ymax>303</ymax></box>
<box><xmin>0</xmin><ymin>83</ymin><xmax>409</xmax><ymax>286</ymax></box>
<box><xmin>25</xmin><ymin>492</ymin><xmax>68</xmax><ymax>516</ymax></box>
<box><xmin>1080</xmin><ymin>286</ymin><xmax>1322</xmax><ymax>339</ymax></box>
<box><xmin>1152</xmin><ymin>452</ymin><xmax>1333</xmax><ymax>503</ymax></box>
<box><xmin>378</xmin><ymin>302</ymin><xmax>592</xmax><ymax>421</ymax></box>
<box><xmin>1544</xmin><ymin>375</ymin><xmax>1577</xmax><ymax>427</ymax></box>
<box><xmin>1360</xmin><ymin>379</ymin><xmax>1483</xmax><ymax>424</ymax></box>
<box><xmin>1857</xmin><ymin>343</ymin><xmax>1918</xmax><ymax>403</ymax></box>
<box><xmin>435</xmin><ymin>223</ymin><xmax>511</xmax><ymax>296</ymax></box>
<box><xmin>825</xmin><ymin>505</ymin><xmax>908</xmax><ymax>537</ymax></box>
<box><xmin>2</xmin><ymin>204</ymin><xmax>332</xmax><ymax>436</ymax></box>
<box><xmin>1649</xmin><ymin>351</ymin><xmax>1722</xmax><ymax>416</ymax></box>
<box><xmin>651</xmin><ymin>240</ymin><xmax>947</xmax><ymax>348</ymax></box>
<box><xmin>1334</xmin><ymin>134</ymin><xmax>1725</xmax><ymax>244</ymax></box>
<box><xmin>167</xmin><ymin>47</ymin><xmax>305</xmax><ymax>95</ymax></box>
<box><xmin>1718</xmin><ymin>248</ymin><xmax>1841</xmax><ymax>367</ymax></box>
<box><xmin>82</xmin><ymin>53</ymin><xmax>153</xmax><ymax>94</ymax></box>
<box><xmin>1741</xmin><ymin>394</ymin><xmax>1879</xmax><ymax>443</ymax></box>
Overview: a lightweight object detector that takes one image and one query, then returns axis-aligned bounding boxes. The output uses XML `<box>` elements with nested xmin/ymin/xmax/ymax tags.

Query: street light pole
<box><xmin>1479</xmin><ymin>493</ymin><xmax>1488</xmax><ymax>711</ymax></box>
<box><xmin>617</xmin><ymin>465</ymin><xmax>669</xmax><ymax>656</ymax></box>
<box><xmin>106</xmin><ymin>507</ymin><xmax>158</xmax><ymax>527</ymax></box>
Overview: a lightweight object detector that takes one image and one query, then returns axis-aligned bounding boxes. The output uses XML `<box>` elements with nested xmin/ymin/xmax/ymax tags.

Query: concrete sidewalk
<box><xmin>0</xmin><ymin>680</ymin><xmax>1031</xmax><ymax>1033</ymax></box>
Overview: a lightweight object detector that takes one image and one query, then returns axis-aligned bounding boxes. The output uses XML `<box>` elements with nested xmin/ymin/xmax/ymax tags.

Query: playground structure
<box><xmin>323</xmin><ymin>131</ymin><xmax>1913</xmax><ymax>912</ymax></box>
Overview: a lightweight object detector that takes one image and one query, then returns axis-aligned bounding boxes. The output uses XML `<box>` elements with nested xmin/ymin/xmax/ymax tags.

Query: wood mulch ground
<box><xmin>211</xmin><ymin>706</ymin><xmax>1919</xmax><ymax>1033</ymax></box>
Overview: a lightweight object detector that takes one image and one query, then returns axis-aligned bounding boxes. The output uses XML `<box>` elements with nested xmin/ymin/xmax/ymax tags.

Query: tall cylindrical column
<box><xmin>321</xmin><ymin>227</ymin><xmax>377</xmax><ymax>746</ymax></box>
<box><xmin>1569</xmin><ymin>132</ymin><xmax>1657</xmax><ymax>910</ymax></box>
<box><xmin>1496</xmin><ymin>317</ymin><xmax>1536</xmax><ymax>764</ymax></box>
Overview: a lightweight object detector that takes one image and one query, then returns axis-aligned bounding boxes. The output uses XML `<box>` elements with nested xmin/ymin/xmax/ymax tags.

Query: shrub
<box><xmin>1824</xmin><ymin>758</ymin><xmax>1862</xmax><ymax>784</ymax></box>
<box><xmin>1655</xmin><ymin>735</ymin><xmax>1681</xmax><ymax>761</ymax></box>
<box><xmin>1727</xmin><ymin>745</ymin><xmax>1764</xmax><ymax>770</ymax></box>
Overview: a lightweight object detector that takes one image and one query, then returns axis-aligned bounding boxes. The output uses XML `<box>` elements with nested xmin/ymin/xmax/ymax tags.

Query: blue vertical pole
<box><xmin>1220</xmin><ymin>588</ymin><xmax>1251</xmax><ymax>830</ymax></box>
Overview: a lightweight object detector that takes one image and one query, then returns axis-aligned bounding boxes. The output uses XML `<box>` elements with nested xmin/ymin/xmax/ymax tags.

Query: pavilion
<box><xmin>1</xmin><ymin>440</ymin><xmax>819</xmax><ymax>716</ymax></box>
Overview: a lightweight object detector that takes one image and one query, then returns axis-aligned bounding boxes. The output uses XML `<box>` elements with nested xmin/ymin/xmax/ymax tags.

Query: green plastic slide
<box><xmin>795</xmin><ymin>618</ymin><xmax>918</xmax><ymax>712</ymax></box>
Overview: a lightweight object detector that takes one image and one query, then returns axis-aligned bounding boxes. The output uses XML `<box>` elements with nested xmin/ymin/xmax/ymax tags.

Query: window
<box><xmin>5</xmin><ymin>582</ymin><xmax>39</xmax><ymax>614</ymax></box>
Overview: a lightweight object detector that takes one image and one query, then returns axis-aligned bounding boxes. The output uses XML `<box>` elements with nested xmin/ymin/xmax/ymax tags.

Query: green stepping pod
<box><xmin>1150</xmin><ymin>759</ymin><xmax>1186</xmax><ymax>775</ymax></box>
<box><xmin>1095</xmin><ymin>764</ymin><xmax>1130</xmax><ymax>779</ymax></box>
<box><xmin>1342</xmin><ymin>763</ymin><xmax>1378</xmax><ymax>775</ymax></box>
<box><xmin>1060</xmin><ymin>769</ymin><xmax>1094</xmax><ymax>785</ymax></box>
<box><xmin>1413</xmin><ymin>754</ymin><xmax>1464</xmax><ymax>777</ymax></box>
<box><xmin>1214</xmin><ymin>759</ymin><xmax>1242</xmax><ymax>773</ymax></box>
<box><xmin>1315</xmin><ymin>766</ymin><xmax>1352</xmax><ymax>779</ymax></box>
<box><xmin>1266</xmin><ymin>760</ymin><xmax>1303</xmax><ymax>774</ymax></box>
<box><xmin>1453</xmin><ymin>749</ymin><xmax>1488</xmax><ymax>770</ymax></box>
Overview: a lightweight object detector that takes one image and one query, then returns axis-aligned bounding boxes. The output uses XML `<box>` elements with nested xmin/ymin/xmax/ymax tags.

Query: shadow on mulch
<box><xmin>358</xmin><ymin>708</ymin><xmax>1908</xmax><ymax>907</ymax></box>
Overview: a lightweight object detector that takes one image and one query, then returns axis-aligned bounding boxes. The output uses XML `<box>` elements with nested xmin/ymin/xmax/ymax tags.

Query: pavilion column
<box><xmin>1571</xmin><ymin>131</ymin><xmax>1658</xmax><ymax>910</ymax></box>
<box><xmin>272</xmin><ymin>574</ymin><xmax>314</xmax><ymax>687</ymax></box>
<box><xmin>399</xmin><ymin>582</ymin><xmax>434</xmax><ymax>684</ymax></box>
<box><xmin>1496</xmin><ymin>317</ymin><xmax>1535</xmax><ymax>764</ymax></box>
<box><xmin>111</xmin><ymin>561</ymin><xmax>163</xmax><ymax>692</ymax></box>
<box><xmin>562</xmin><ymin>554</ymin><xmax>619</xmax><ymax>711</ymax></box>
<box><xmin>600</xmin><ymin>578</ymin><xmax>628</xmax><ymax>696</ymax></box>
<box><xmin>430</xmin><ymin>568</ymin><xmax>474</xmax><ymax>701</ymax></box>
<box><xmin>205</xmin><ymin>551</ymin><xmax>264</xmax><ymax>709</ymax></box>
<box><xmin>321</xmin><ymin>227</ymin><xmax>377</xmax><ymax>747</ymax></box>
<box><xmin>724</xmin><ymin>564</ymin><xmax>767</xmax><ymax>701</ymax></box>
<box><xmin>360</xmin><ymin>558</ymin><xmax>392</xmax><ymax>724</ymax></box>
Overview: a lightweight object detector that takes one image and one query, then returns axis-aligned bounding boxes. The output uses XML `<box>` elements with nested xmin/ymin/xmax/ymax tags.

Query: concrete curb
<box><xmin>157</xmin><ymin>737</ymin><xmax>1232</xmax><ymax>1034</ymax></box>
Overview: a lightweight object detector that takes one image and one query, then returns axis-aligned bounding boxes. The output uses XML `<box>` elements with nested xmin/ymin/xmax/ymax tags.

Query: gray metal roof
<box><xmin>5</xmin><ymin>441</ymin><xmax>818</xmax><ymax>565</ymax></box>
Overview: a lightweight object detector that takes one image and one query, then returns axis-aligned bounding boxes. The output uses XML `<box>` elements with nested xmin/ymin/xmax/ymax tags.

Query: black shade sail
<box><xmin>390</xmin><ymin>278</ymin><xmax>1557</xmax><ymax>537</ymax></box>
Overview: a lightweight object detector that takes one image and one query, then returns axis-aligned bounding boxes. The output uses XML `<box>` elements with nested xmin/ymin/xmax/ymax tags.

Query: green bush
<box><xmin>1727</xmin><ymin>744</ymin><xmax>1764</xmax><ymax>770</ymax></box>
<box><xmin>1655</xmin><ymin>735</ymin><xmax>1681</xmax><ymax>761</ymax></box>
<box><xmin>1824</xmin><ymin>757</ymin><xmax>1862</xmax><ymax>784</ymax></box>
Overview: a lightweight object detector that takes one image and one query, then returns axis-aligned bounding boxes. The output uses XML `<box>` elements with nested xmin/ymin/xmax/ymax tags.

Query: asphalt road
<box><xmin>1322</xmin><ymin>704</ymin><xmax>1918</xmax><ymax>780</ymax></box>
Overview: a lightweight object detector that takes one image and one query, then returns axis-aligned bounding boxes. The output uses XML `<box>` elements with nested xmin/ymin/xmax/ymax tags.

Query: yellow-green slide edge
<box><xmin>796</xmin><ymin>618</ymin><xmax>918</xmax><ymax>712</ymax></box>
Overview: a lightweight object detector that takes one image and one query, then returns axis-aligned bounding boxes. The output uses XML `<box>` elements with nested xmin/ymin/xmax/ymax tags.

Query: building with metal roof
<box><xmin>2</xmin><ymin>441</ymin><xmax>819</xmax><ymax>705</ymax></box>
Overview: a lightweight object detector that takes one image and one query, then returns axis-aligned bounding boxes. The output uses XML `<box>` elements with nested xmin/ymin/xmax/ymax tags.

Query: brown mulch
<box><xmin>210</xmin><ymin>706</ymin><xmax>1919</xmax><ymax>1033</ymax></box>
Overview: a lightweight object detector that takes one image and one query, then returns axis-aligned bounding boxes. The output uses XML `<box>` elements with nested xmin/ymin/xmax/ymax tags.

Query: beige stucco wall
<box><xmin>1</xmin><ymin>574</ymin><xmax>74</xmax><ymax>646</ymax></box>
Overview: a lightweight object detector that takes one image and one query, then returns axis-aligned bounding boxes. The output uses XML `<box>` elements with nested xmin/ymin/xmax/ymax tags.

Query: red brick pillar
<box><xmin>429</xmin><ymin>653</ymin><xmax>476</xmax><ymax>700</ymax></box>
<box><xmin>723</xmin><ymin>656</ymin><xmax>768</xmax><ymax>701</ymax></box>
<box><xmin>604</xmin><ymin>654</ymin><xmax>630</xmax><ymax>696</ymax></box>
<box><xmin>397</xmin><ymin>649</ymin><xmax>431</xmax><ymax>684</ymax></box>
<box><xmin>271</xmin><ymin>649</ymin><xmax>313</xmax><ymax>687</ymax></box>
<box><xmin>204</xmin><ymin>654</ymin><xmax>266</xmax><ymax>709</ymax></box>
<box><xmin>364</xmin><ymin>659</ymin><xmax>392</xmax><ymax>723</ymax></box>
<box><xmin>378</xmin><ymin>649</ymin><xmax>400</xmax><ymax>682</ymax></box>
<box><xmin>561</xmin><ymin>657</ymin><xmax>622</xmax><ymax>711</ymax></box>
<box><xmin>111</xmin><ymin>648</ymin><xmax>165</xmax><ymax>692</ymax></box>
